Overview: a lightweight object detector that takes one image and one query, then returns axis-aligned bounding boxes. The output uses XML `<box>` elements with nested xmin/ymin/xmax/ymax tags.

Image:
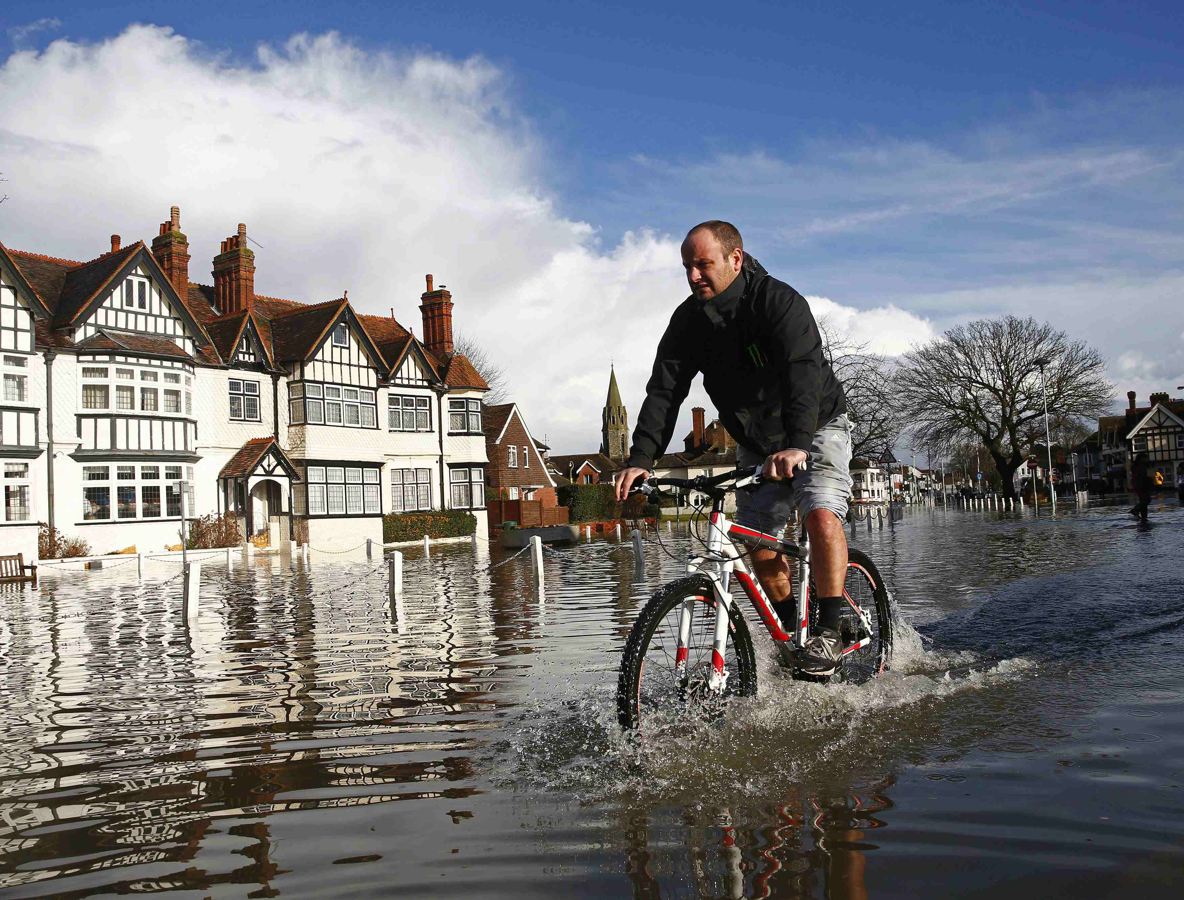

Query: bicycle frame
<box><xmin>679</xmin><ymin>494</ymin><xmax>873</xmax><ymax>691</ymax></box>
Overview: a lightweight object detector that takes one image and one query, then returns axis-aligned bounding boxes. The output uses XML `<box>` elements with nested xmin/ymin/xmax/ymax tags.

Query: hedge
<box><xmin>557</xmin><ymin>483</ymin><xmax>660</xmax><ymax>522</ymax></box>
<box><xmin>384</xmin><ymin>509</ymin><xmax>477</xmax><ymax>542</ymax></box>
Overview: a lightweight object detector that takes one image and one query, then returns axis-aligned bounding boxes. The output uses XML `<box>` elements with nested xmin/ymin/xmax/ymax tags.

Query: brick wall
<box><xmin>485</xmin><ymin>408</ymin><xmax>554</xmax><ymax>497</ymax></box>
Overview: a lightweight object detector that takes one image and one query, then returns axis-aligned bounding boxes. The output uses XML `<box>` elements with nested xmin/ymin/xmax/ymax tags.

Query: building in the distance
<box><xmin>1098</xmin><ymin>390</ymin><xmax>1184</xmax><ymax>492</ymax></box>
<box><xmin>0</xmin><ymin>206</ymin><xmax>490</xmax><ymax>560</ymax></box>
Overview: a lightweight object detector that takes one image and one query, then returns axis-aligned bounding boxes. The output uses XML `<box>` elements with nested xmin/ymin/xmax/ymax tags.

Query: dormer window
<box><xmin>332</xmin><ymin>323</ymin><xmax>349</xmax><ymax>347</ymax></box>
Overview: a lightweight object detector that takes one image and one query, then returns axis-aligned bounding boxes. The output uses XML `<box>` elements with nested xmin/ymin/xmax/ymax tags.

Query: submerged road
<box><xmin>1</xmin><ymin>496</ymin><xmax>1181</xmax><ymax>897</ymax></box>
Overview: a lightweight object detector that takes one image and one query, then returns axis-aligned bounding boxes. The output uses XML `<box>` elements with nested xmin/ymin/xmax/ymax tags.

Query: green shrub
<box><xmin>557</xmin><ymin>483</ymin><xmax>619</xmax><ymax>522</ymax></box>
<box><xmin>38</xmin><ymin>523</ymin><xmax>90</xmax><ymax>559</ymax></box>
<box><xmin>383</xmin><ymin>509</ymin><xmax>476</xmax><ymax>542</ymax></box>
<box><xmin>185</xmin><ymin>513</ymin><xmax>243</xmax><ymax>549</ymax></box>
<box><xmin>555</xmin><ymin>484</ymin><xmax>660</xmax><ymax>522</ymax></box>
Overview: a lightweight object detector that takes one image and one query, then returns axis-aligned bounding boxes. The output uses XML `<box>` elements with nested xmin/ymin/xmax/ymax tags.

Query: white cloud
<box><xmin>0</xmin><ymin>25</ymin><xmax>689</xmax><ymax>453</ymax></box>
<box><xmin>6</xmin><ymin>17</ymin><xmax>61</xmax><ymax>46</ymax></box>
<box><xmin>806</xmin><ymin>296</ymin><xmax>934</xmax><ymax>356</ymax></box>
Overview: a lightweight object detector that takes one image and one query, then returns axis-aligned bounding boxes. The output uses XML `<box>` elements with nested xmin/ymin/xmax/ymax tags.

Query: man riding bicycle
<box><xmin>614</xmin><ymin>221</ymin><xmax>853</xmax><ymax>676</ymax></box>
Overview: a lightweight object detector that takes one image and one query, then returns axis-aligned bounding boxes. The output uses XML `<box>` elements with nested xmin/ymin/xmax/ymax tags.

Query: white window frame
<box><xmin>3</xmin><ymin>462</ymin><xmax>31</xmax><ymax>523</ymax></box>
<box><xmin>332</xmin><ymin>323</ymin><xmax>349</xmax><ymax>347</ymax></box>
<box><xmin>449</xmin><ymin>466</ymin><xmax>485</xmax><ymax>509</ymax></box>
<box><xmin>302</xmin><ymin>464</ymin><xmax>382</xmax><ymax>516</ymax></box>
<box><xmin>388</xmin><ymin>394</ymin><xmax>432</xmax><ymax>432</ymax></box>
<box><xmin>508</xmin><ymin>445</ymin><xmax>518</xmax><ymax>468</ymax></box>
<box><xmin>448</xmin><ymin>398</ymin><xmax>482</xmax><ymax>434</ymax></box>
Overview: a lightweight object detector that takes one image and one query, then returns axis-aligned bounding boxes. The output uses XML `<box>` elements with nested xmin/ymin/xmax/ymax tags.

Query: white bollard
<box><xmin>183</xmin><ymin>560</ymin><xmax>201</xmax><ymax>625</ymax></box>
<box><xmin>584</xmin><ymin>525</ymin><xmax>591</xmax><ymax>541</ymax></box>
<box><xmin>244</xmin><ymin>540</ymin><xmax>254</xmax><ymax>562</ymax></box>
<box><xmin>303</xmin><ymin>542</ymin><xmax>310</xmax><ymax>564</ymax></box>
<box><xmin>289</xmin><ymin>539</ymin><xmax>297</xmax><ymax>558</ymax></box>
<box><xmin>631</xmin><ymin>528</ymin><xmax>644</xmax><ymax>561</ymax></box>
<box><xmin>471</xmin><ymin>532</ymin><xmax>478</xmax><ymax>550</ymax></box>
<box><xmin>667</xmin><ymin>519</ymin><xmax>673</xmax><ymax>533</ymax></box>
<box><xmin>614</xmin><ymin>523</ymin><xmax>622</xmax><ymax>540</ymax></box>
<box><xmin>423</xmin><ymin>534</ymin><xmax>430</xmax><ymax>556</ymax></box>
<box><xmin>226</xmin><ymin>546</ymin><xmax>233</xmax><ymax>570</ymax></box>
<box><xmin>530</xmin><ymin>535</ymin><xmax>544</xmax><ymax>587</ymax></box>
<box><xmin>388</xmin><ymin>551</ymin><xmax>403</xmax><ymax>600</ymax></box>
<box><xmin>366</xmin><ymin>538</ymin><xmax>374</xmax><ymax>560</ymax></box>
<box><xmin>136</xmin><ymin>552</ymin><xmax>143</xmax><ymax>579</ymax></box>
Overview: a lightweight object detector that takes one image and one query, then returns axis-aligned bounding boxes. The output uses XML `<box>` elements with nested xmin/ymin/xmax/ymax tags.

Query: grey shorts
<box><xmin>735</xmin><ymin>413</ymin><xmax>854</xmax><ymax>536</ymax></box>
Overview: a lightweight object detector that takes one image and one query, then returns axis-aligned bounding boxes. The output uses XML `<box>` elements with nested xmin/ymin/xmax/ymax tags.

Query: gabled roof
<box><xmin>268</xmin><ymin>298</ymin><xmax>348</xmax><ymax>362</ymax></box>
<box><xmin>549</xmin><ymin>452</ymin><xmax>622</xmax><ymax>475</ymax></box>
<box><xmin>1126</xmin><ymin>402</ymin><xmax>1184</xmax><ymax>440</ymax></box>
<box><xmin>76</xmin><ymin>329</ymin><xmax>195</xmax><ymax>361</ymax></box>
<box><xmin>205</xmin><ymin>310</ymin><xmax>276</xmax><ymax>370</ymax></box>
<box><xmin>442</xmin><ymin>353</ymin><xmax>489</xmax><ymax>390</ymax></box>
<box><xmin>0</xmin><ymin>242</ymin><xmax>54</xmax><ymax>318</ymax></box>
<box><xmin>4</xmin><ymin>242</ymin><xmax>217</xmax><ymax>357</ymax></box>
<box><xmin>483</xmin><ymin>403</ymin><xmax>515</xmax><ymax>442</ymax></box>
<box><xmin>217</xmin><ymin>437</ymin><xmax>301</xmax><ymax>481</ymax></box>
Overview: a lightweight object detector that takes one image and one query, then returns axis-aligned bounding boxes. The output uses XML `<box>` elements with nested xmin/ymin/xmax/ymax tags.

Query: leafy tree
<box><xmin>895</xmin><ymin>316</ymin><xmax>1112</xmax><ymax>499</ymax></box>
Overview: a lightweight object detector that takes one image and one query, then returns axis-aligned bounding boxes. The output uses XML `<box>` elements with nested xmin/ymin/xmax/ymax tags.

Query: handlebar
<box><xmin>633</xmin><ymin>465</ymin><xmax>764</xmax><ymax>497</ymax></box>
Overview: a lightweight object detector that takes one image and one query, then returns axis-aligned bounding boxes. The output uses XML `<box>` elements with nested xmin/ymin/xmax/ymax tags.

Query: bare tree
<box><xmin>454</xmin><ymin>333</ymin><xmax>510</xmax><ymax>406</ymax></box>
<box><xmin>818</xmin><ymin>318</ymin><xmax>906</xmax><ymax>461</ymax></box>
<box><xmin>895</xmin><ymin>316</ymin><xmax>1112</xmax><ymax>499</ymax></box>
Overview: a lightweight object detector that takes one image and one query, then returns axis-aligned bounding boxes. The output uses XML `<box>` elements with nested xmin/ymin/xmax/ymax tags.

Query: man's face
<box><xmin>681</xmin><ymin>230</ymin><xmax>742</xmax><ymax>301</ymax></box>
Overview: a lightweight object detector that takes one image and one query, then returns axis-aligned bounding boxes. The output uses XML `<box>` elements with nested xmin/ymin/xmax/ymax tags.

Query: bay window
<box><xmin>289</xmin><ymin>382</ymin><xmax>377</xmax><ymax>429</ymax></box>
<box><xmin>449</xmin><ymin>466</ymin><xmax>485</xmax><ymax>509</ymax></box>
<box><xmin>448</xmin><ymin>398</ymin><xmax>482</xmax><ymax>434</ymax></box>
<box><xmin>299</xmin><ymin>464</ymin><xmax>382</xmax><ymax>516</ymax></box>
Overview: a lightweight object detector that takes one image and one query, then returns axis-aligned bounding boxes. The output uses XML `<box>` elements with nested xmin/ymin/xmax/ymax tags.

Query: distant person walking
<box><xmin>1130</xmin><ymin>452</ymin><xmax>1151</xmax><ymax>522</ymax></box>
<box><xmin>1176</xmin><ymin>461</ymin><xmax>1184</xmax><ymax>505</ymax></box>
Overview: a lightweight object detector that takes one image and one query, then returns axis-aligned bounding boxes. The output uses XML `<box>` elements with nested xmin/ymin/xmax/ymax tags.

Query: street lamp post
<box><xmin>1033</xmin><ymin>357</ymin><xmax>1056</xmax><ymax>514</ymax></box>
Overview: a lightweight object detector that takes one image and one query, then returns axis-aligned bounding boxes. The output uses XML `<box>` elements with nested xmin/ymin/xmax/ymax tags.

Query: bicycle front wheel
<box><xmin>617</xmin><ymin>574</ymin><xmax>758</xmax><ymax>730</ymax></box>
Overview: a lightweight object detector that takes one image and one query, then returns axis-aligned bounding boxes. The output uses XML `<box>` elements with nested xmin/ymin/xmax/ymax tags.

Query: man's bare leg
<box><xmin>805</xmin><ymin>508</ymin><xmax>847</xmax><ymax>598</ymax></box>
<box><xmin>751</xmin><ymin>548</ymin><xmax>791</xmax><ymax>605</ymax></box>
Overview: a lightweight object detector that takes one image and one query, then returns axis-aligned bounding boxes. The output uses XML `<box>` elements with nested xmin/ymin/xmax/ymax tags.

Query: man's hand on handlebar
<box><xmin>763</xmin><ymin>448</ymin><xmax>809</xmax><ymax>481</ymax></box>
<box><xmin>614</xmin><ymin>466</ymin><xmax>651</xmax><ymax>501</ymax></box>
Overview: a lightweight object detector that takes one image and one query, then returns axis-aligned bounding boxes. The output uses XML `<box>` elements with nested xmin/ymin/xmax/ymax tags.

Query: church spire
<box><xmin>601</xmin><ymin>364</ymin><xmax>630</xmax><ymax>461</ymax></box>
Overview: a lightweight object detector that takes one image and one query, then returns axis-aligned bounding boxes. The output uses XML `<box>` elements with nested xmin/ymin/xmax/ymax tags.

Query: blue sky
<box><xmin>1</xmin><ymin>2</ymin><xmax>1181</xmax><ymax>450</ymax></box>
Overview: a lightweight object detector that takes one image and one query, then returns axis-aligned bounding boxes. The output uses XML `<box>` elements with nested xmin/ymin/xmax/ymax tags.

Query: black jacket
<box><xmin>626</xmin><ymin>256</ymin><xmax>846</xmax><ymax>470</ymax></box>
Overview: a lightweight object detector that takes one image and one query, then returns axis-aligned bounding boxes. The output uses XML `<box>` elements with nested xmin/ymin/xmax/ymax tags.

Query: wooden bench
<box><xmin>0</xmin><ymin>554</ymin><xmax>37</xmax><ymax>587</ymax></box>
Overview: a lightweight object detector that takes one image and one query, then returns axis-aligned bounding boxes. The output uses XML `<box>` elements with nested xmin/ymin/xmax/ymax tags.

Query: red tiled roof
<box><xmin>442</xmin><ymin>353</ymin><xmax>489</xmax><ymax>390</ymax></box>
<box><xmin>55</xmin><ymin>244</ymin><xmax>144</xmax><ymax>324</ymax></box>
<box><xmin>268</xmin><ymin>298</ymin><xmax>347</xmax><ymax>362</ymax></box>
<box><xmin>75</xmin><ymin>330</ymin><xmax>195</xmax><ymax>360</ymax></box>
<box><xmin>482</xmin><ymin>402</ymin><xmax>514</xmax><ymax>440</ymax></box>
<box><xmin>218</xmin><ymin>437</ymin><xmax>279</xmax><ymax>479</ymax></box>
<box><xmin>204</xmin><ymin>311</ymin><xmax>249</xmax><ymax>364</ymax></box>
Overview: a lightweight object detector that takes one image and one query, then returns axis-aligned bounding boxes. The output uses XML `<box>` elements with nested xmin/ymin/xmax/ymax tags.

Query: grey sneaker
<box><xmin>798</xmin><ymin>628</ymin><xmax>843</xmax><ymax>677</ymax></box>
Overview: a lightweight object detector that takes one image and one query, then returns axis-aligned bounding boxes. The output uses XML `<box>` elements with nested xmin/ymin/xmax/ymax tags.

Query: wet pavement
<box><xmin>1</xmin><ymin>496</ymin><xmax>1182</xmax><ymax>898</ymax></box>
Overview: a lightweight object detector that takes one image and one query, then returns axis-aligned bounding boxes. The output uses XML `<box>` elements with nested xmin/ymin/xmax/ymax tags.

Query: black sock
<box><xmin>772</xmin><ymin>596</ymin><xmax>796</xmax><ymax>627</ymax></box>
<box><xmin>818</xmin><ymin>596</ymin><xmax>845</xmax><ymax>631</ymax></box>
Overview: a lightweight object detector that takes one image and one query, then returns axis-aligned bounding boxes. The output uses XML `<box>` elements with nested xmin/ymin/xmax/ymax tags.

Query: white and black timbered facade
<box><xmin>0</xmin><ymin>208</ymin><xmax>490</xmax><ymax>560</ymax></box>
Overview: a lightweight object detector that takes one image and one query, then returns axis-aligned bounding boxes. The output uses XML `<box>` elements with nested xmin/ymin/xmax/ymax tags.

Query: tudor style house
<box><xmin>0</xmin><ymin>207</ymin><xmax>489</xmax><ymax>559</ymax></box>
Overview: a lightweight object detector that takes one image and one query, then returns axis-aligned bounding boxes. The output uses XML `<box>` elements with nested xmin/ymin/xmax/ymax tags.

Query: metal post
<box><xmin>303</xmin><ymin>542</ymin><xmax>310</xmax><ymax>564</ymax></box>
<box><xmin>388</xmin><ymin>551</ymin><xmax>403</xmax><ymax>599</ymax></box>
<box><xmin>423</xmin><ymin>535</ymin><xmax>430</xmax><ymax>556</ymax></box>
<box><xmin>631</xmin><ymin>528</ymin><xmax>643</xmax><ymax>561</ymax></box>
<box><xmin>366</xmin><ymin>538</ymin><xmax>373</xmax><ymax>560</ymax></box>
<box><xmin>584</xmin><ymin>525</ymin><xmax>591</xmax><ymax>541</ymax></box>
<box><xmin>183</xmin><ymin>560</ymin><xmax>201</xmax><ymax>625</ymax></box>
<box><xmin>226</xmin><ymin>546</ymin><xmax>232</xmax><ymax>570</ymax></box>
<box><xmin>136</xmin><ymin>552</ymin><xmax>143</xmax><ymax>579</ymax></box>
<box><xmin>614</xmin><ymin>523</ymin><xmax>621</xmax><ymax>540</ymax></box>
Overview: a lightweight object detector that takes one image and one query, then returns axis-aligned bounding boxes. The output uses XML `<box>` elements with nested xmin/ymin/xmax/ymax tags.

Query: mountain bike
<box><xmin>617</xmin><ymin>466</ymin><xmax>892</xmax><ymax>730</ymax></box>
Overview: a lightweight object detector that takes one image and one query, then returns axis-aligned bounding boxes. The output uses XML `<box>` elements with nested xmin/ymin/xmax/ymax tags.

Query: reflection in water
<box><xmin>1</xmin><ymin>500</ymin><xmax>1183</xmax><ymax>896</ymax></box>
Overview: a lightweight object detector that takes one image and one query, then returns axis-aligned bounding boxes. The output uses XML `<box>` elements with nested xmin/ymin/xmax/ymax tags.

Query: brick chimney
<box><xmin>1127</xmin><ymin>390</ymin><xmax>1137</xmax><ymax>411</ymax></box>
<box><xmin>110</xmin><ymin>234</ymin><xmax>121</xmax><ymax>253</ymax></box>
<box><xmin>692</xmin><ymin>407</ymin><xmax>705</xmax><ymax>450</ymax></box>
<box><xmin>419</xmin><ymin>273</ymin><xmax>454</xmax><ymax>357</ymax></box>
<box><xmin>1150</xmin><ymin>391</ymin><xmax>1169</xmax><ymax>407</ymax></box>
<box><xmin>212</xmin><ymin>223</ymin><xmax>255</xmax><ymax>314</ymax></box>
<box><xmin>151</xmin><ymin>206</ymin><xmax>190</xmax><ymax>299</ymax></box>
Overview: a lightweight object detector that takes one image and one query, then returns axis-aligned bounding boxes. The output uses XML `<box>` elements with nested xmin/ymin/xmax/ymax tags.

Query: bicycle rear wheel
<box><xmin>810</xmin><ymin>548</ymin><xmax>892</xmax><ymax>682</ymax></box>
<box><xmin>617</xmin><ymin>575</ymin><xmax>758</xmax><ymax>730</ymax></box>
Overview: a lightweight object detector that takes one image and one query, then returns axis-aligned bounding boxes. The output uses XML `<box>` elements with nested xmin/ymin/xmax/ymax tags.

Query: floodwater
<box><xmin>1</xmin><ymin>497</ymin><xmax>1182</xmax><ymax>898</ymax></box>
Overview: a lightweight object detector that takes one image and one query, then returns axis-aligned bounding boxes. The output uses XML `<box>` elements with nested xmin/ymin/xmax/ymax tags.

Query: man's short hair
<box><xmin>688</xmin><ymin>220</ymin><xmax>743</xmax><ymax>257</ymax></box>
